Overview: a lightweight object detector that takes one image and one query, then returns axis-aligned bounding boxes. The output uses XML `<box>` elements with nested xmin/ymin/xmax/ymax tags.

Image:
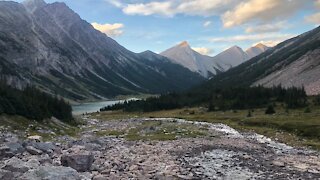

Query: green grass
<box><xmin>123</xmin><ymin>120</ymin><xmax>207</xmax><ymax>141</ymax></box>
<box><xmin>95</xmin><ymin>130</ymin><xmax>125</xmax><ymax>137</ymax></box>
<box><xmin>0</xmin><ymin>114</ymin><xmax>80</xmax><ymax>141</ymax></box>
<box><xmin>92</xmin><ymin>106</ymin><xmax>320</xmax><ymax>150</ymax></box>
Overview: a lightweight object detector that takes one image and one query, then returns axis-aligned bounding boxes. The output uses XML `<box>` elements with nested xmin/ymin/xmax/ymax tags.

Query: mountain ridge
<box><xmin>0</xmin><ymin>0</ymin><xmax>205</xmax><ymax>101</ymax></box>
<box><xmin>161</xmin><ymin>41</ymin><xmax>269</xmax><ymax>78</ymax></box>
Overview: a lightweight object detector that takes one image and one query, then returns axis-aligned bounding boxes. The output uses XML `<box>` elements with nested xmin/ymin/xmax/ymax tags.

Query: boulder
<box><xmin>33</xmin><ymin>142</ymin><xmax>57</xmax><ymax>154</ymax></box>
<box><xmin>2</xmin><ymin>157</ymin><xmax>31</xmax><ymax>173</ymax></box>
<box><xmin>27</xmin><ymin>135</ymin><xmax>42</xmax><ymax>142</ymax></box>
<box><xmin>61</xmin><ymin>154</ymin><xmax>94</xmax><ymax>172</ymax></box>
<box><xmin>0</xmin><ymin>169</ymin><xmax>14</xmax><ymax>180</ymax></box>
<box><xmin>20</xmin><ymin>166</ymin><xmax>81</xmax><ymax>180</ymax></box>
<box><xmin>26</xmin><ymin>146</ymin><xmax>43</xmax><ymax>155</ymax></box>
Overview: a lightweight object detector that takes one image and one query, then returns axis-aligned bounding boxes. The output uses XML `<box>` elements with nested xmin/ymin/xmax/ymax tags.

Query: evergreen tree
<box><xmin>265</xmin><ymin>105</ymin><xmax>276</xmax><ymax>114</ymax></box>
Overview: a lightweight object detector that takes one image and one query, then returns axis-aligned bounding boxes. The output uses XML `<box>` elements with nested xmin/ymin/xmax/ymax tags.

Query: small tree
<box><xmin>265</xmin><ymin>105</ymin><xmax>276</xmax><ymax>114</ymax></box>
<box><xmin>304</xmin><ymin>107</ymin><xmax>311</xmax><ymax>113</ymax></box>
<box><xmin>247</xmin><ymin>110</ymin><xmax>252</xmax><ymax>117</ymax></box>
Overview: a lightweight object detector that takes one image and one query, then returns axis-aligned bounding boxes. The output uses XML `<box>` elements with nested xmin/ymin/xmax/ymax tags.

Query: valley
<box><xmin>0</xmin><ymin>0</ymin><xmax>319</xmax><ymax>179</ymax></box>
<box><xmin>0</xmin><ymin>112</ymin><xmax>319</xmax><ymax>179</ymax></box>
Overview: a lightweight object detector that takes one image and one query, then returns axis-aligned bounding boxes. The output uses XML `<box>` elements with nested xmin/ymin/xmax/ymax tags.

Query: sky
<box><xmin>14</xmin><ymin>0</ymin><xmax>320</xmax><ymax>56</ymax></box>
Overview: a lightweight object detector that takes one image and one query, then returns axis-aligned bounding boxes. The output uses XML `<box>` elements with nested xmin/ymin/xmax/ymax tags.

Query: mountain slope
<box><xmin>160</xmin><ymin>41</ymin><xmax>221</xmax><ymax>77</ymax></box>
<box><xmin>0</xmin><ymin>0</ymin><xmax>204</xmax><ymax>101</ymax></box>
<box><xmin>161</xmin><ymin>42</ymin><xmax>268</xmax><ymax>78</ymax></box>
<box><xmin>202</xmin><ymin>26</ymin><xmax>320</xmax><ymax>95</ymax></box>
<box><xmin>246</xmin><ymin>43</ymin><xmax>270</xmax><ymax>59</ymax></box>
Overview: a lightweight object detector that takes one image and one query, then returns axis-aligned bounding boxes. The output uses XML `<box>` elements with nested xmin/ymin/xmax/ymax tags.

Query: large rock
<box><xmin>20</xmin><ymin>166</ymin><xmax>81</xmax><ymax>180</ymax></box>
<box><xmin>61</xmin><ymin>154</ymin><xmax>94</xmax><ymax>172</ymax></box>
<box><xmin>2</xmin><ymin>157</ymin><xmax>31</xmax><ymax>173</ymax></box>
<box><xmin>0</xmin><ymin>142</ymin><xmax>25</xmax><ymax>158</ymax></box>
<box><xmin>0</xmin><ymin>169</ymin><xmax>14</xmax><ymax>180</ymax></box>
<box><xmin>33</xmin><ymin>142</ymin><xmax>57</xmax><ymax>154</ymax></box>
<box><xmin>26</xmin><ymin>146</ymin><xmax>43</xmax><ymax>155</ymax></box>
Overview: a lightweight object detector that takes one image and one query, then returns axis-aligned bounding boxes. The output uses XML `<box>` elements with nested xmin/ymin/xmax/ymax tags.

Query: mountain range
<box><xmin>0</xmin><ymin>0</ymin><xmax>204</xmax><ymax>101</ymax></box>
<box><xmin>1</xmin><ymin>0</ymin><xmax>319</xmax><ymax>102</ymax></box>
<box><xmin>161</xmin><ymin>41</ymin><xmax>269</xmax><ymax>78</ymax></box>
<box><xmin>202</xmin><ymin>26</ymin><xmax>320</xmax><ymax>95</ymax></box>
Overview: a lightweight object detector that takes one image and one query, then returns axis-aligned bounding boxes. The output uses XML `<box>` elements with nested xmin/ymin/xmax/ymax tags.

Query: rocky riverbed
<box><xmin>0</xmin><ymin>116</ymin><xmax>319</xmax><ymax>180</ymax></box>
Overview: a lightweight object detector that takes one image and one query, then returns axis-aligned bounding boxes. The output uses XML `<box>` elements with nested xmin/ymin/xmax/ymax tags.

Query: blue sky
<box><xmin>15</xmin><ymin>0</ymin><xmax>320</xmax><ymax>55</ymax></box>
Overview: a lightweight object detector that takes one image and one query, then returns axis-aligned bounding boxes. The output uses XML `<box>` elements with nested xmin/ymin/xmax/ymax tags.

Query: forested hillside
<box><xmin>0</xmin><ymin>81</ymin><xmax>73</xmax><ymax>122</ymax></box>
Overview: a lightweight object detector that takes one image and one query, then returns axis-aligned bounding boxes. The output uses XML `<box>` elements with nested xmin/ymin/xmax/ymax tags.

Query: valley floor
<box><xmin>0</xmin><ymin>113</ymin><xmax>319</xmax><ymax>179</ymax></box>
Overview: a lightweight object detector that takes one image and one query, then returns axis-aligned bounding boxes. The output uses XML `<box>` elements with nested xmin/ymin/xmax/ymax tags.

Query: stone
<box><xmin>21</xmin><ymin>166</ymin><xmax>81</xmax><ymax>180</ymax></box>
<box><xmin>93</xmin><ymin>174</ymin><xmax>108</xmax><ymax>180</ymax></box>
<box><xmin>61</xmin><ymin>154</ymin><xmax>94</xmax><ymax>172</ymax></box>
<box><xmin>33</xmin><ymin>142</ymin><xmax>57</xmax><ymax>153</ymax></box>
<box><xmin>6</xmin><ymin>142</ymin><xmax>25</xmax><ymax>154</ymax></box>
<box><xmin>0</xmin><ymin>169</ymin><xmax>14</xmax><ymax>180</ymax></box>
<box><xmin>26</xmin><ymin>146</ymin><xmax>43</xmax><ymax>155</ymax></box>
<box><xmin>272</xmin><ymin>161</ymin><xmax>285</xmax><ymax>167</ymax></box>
<box><xmin>2</xmin><ymin>157</ymin><xmax>31</xmax><ymax>173</ymax></box>
<box><xmin>27</xmin><ymin>135</ymin><xmax>42</xmax><ymax>142</ymax></box>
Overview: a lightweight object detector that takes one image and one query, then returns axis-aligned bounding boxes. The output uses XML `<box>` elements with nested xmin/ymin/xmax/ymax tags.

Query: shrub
<box><xmin>265</xmin><ymin>105</ymin><xmax>276</xmax><ymax>114</ymax></box>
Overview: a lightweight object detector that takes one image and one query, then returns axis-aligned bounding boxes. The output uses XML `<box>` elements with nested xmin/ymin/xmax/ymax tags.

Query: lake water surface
<box><xmin>72</xmin><ymin>99</ymin><xmax>137</xmax><ymax>115</ymax></box>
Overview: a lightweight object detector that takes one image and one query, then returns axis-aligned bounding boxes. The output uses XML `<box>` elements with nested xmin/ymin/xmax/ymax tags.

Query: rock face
<box><xmin>161</xmin><ymin>42</ymin><xmax>268</xmax><ymax>78</ymax></box>
<box><xmin>0</xmin><ymin>0</ymin><xmax>204</xmax><ymax>101</ymax></box>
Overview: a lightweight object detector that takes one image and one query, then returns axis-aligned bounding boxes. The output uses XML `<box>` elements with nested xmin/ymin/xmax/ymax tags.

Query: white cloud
<box><xmin>305</xmin><ymin>0</ymin><xmax>320</xmax><ymax>25</ymax></box>
<box><xmin>209</xmin><ymin>33</ymin><xmax>295</xmax><ymax>45</ymax></box>
<box><xmin>106</xmin><ymin>0</ymin><xmax>123</xmax><ymax>8</ymax></box>
<box><xmin>91</xmin><ymin>22</ymin><xmax>124</xmax><ymax>37</ymax></box>
<box><xmin>122</xmin><ymin>0</ymin><xmax>239</xmax><ymax>17</ymax></box>
<box><xmin>114</xmin><ymin>0</ymin><xmax>310</xmax><ymax>30</ymax></box>
<box><xmin>123</xmin><ymin>1</ymin><xmax>174</xmax><ymax>16</ymax></box>
<box><xmin>245</xmin><ymin>21</ymin><xmax>287</xmax><ymax>33</ymax></box>
<box><xmin>222</xmin><ymin>0</ymin><xmax>306</xmax><ymax>28</ymax></box>
<box><xmin>192</xmin><ymin>47</ymin><xmax>214</xmax><ymax>55</ymax></box>
<box><xmin>305</xmin><ymin>13</ymin><xmax>320</xmax><ymax>25</ymax></box>
<box><xmin>203</xmin><ymin>21</ymin><xmax>212</xmax><ymax>27</ymax></box>
<box><xmin>316</xmin><ymin>0</ymin><xmax>320</xmax><ymax>8</ymax></box>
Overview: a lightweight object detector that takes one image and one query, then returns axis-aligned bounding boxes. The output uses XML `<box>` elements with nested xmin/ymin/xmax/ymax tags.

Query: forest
<box><xmin>0</xmin><ymin>81</ymin><xmax>73</xmax><ymax>122</ymax></box>
<box><xmin>101</xmin><ymin>86</ymin><xmax>309</xmax><ymax>112</ymax></box>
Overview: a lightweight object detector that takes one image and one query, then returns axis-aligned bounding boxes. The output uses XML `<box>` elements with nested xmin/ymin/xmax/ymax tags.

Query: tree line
<box><xmin>101</xmin><ymin>86</ymin><xmax>308</xmax><ymax>112</ymax></box>
<box><xmin>0</xmin><ymin>81</ymin><xmax>73</xmax><ymax>122</ymax></box>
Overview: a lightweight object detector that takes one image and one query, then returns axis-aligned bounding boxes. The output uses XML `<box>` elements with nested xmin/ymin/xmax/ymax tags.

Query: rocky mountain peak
<box><xmin>22</xmin><ymin>0</ymin><xmax>46</xmax><ymax>13</ymax></box>
<box><xmin>178</xmin><ymin>41</ymin><xmax>190</xmax><ymax>48</ymax></box>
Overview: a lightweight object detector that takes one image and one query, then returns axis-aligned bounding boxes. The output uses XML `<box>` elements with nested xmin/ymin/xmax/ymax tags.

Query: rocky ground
<box><xmin>0</xmin><ymin>116</ymin><xmax>319</xmax><ymax>180</ymax></box>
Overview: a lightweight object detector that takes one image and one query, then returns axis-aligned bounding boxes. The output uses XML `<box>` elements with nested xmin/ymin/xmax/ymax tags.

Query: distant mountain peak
<box><xmin>22</xmin><ymin>0</ymin><xmax>46</xmax><ymax>12</ymax></box>
<box><xmin>178</xmin><ymin>41</ymin><xmax>190</xmax><ymax>48</ymax></box>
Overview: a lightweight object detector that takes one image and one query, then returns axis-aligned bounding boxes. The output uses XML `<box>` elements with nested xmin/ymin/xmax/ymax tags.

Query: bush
<box><xmin>304</xmin><ymin>107</ymin><xmax>311</xmax><ymax>113</ymax></box>
<box><xmin>265</xmin><ymin>105</ymin><xmax>276</xmax><ymax>114</ymax></box>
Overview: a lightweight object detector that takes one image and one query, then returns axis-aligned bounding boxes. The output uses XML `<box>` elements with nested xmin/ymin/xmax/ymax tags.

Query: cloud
<box><xmin>122</xmin><ymin>0</ymin><xmax>239</xmax><ymax>17</ymax></box>
<box><xmin>208</xmin><ymin>33</ymin><xmax>295</xmax><ymax>46</ymax></box>
<box><xmin>192</xmin><ymin>47</ymin><xmax>214</xmax><ymax>55</ymax></box>
<box><xmin>245</xmin><ymin>21</ymin><xmax>287</xmax><ymax>33</ymax></box>
<box><xmin>305</xmin><ymin>13</ymin><xmax>320</xmax><ymax>25</ymax></box>
<box><xmin>222</xmin><ymin>0</ymin><xmax>306</xmax><ymax>28</ymax></box>
<box><xmin>105</xmin><ymin>0</ymin><xmax>123</xmax><ymax>8</ymax></box>
<box><xmin>123</xmin><ymin>1</ymin><xmax>174</xmax><ymax>16</ymax></box>
<box><xmin>91</xmin><ymin>22</ymin><xmax>124</xmax><ymax>37</ymax></box>
<box><xmin>317</xmin><ymin>0</ymin><xmax>320</xmax><ymax>8</ymax></box>
<box><xmin>305</xmin><ymin>0</ymin><xmax>320</xmax><ymax>25</ymax></box>
<box><xmin>203</xmin><ymin>21</ymin><xmax>212</xmax><ymax>27</ymax></box>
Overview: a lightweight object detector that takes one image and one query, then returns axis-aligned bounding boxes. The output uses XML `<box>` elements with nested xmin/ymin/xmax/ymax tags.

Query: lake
<box><xmin>72</xmin><ymin>98</ymin><xmax>138</xmax><ymax>115</ymax></box>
